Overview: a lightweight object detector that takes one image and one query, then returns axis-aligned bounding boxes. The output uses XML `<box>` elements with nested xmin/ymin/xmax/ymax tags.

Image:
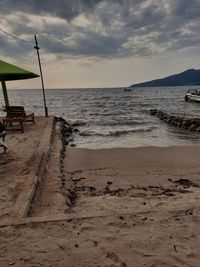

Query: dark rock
<box><xmin>189</xmin><ymin>124</ymin><xmax>197</xmax><ymax>131</ymax></box>
<box><xmin>70</xmin><ymin>144</ymin><xmax>76</xmax><ymax>147</ymax></box>
<box><xmin>64</xmin><ymin>140</ymin><xmax>69</xmax><ymax>146</ymax></box>
<box><xmin>185</xmin><ymin>209</ymin><xmax>193</xmax><ymax>215</ymax></box>
<box><xmin>141</xmin><ymin>217</ymin><xmax>148</xmax><ymax>221</ymax></box>
<box><xmin>94</xmin><ymin>240</ymin><xmax>98</xmax><ymax>246</ymax></box>
<box><xmin>174</xmin><ymin>178</ymin><xmax>198</xmax><ymax>188</ymax></box>
<box><xmin>66</xmin><ymin>190</ymin><xmax>77</xmax><ymax>204</ymax></box>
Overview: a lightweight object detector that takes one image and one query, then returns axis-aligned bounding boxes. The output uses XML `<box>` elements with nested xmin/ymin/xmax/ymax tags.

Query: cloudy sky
<box><xmin>0</xmin><ymin>0</ymin><xmax>200</xmax><ymax>89</ymax></box>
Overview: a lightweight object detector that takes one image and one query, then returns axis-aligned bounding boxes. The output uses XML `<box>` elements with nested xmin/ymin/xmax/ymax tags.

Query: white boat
<box><xmin>184</xmin><ymin>89</ymin><xmax>200</xmax><ymax>102</ymax></box>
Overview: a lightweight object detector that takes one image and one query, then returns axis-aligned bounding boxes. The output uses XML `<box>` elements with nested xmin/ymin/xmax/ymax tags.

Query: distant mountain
<box><xmin>130</xmin><ymin>69</ymin><xmax>200</xmax><ymax>87</ymax></box>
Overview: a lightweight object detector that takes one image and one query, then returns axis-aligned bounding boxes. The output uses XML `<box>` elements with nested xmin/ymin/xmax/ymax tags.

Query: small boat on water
<box><xmin>124</xmin><ymin>88</ymin><xmax>131</xmax><ymax>92</ymax></box>
<box><xmin>184</xmin><ymin>89</ymin><xmax>200</xmax><ymax>102</ymax></box>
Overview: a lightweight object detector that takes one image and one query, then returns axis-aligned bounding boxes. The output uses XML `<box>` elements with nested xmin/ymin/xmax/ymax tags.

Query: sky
<box><xmin>0</xmin><ymin>0</ymin><xmax>200</xmax><ymax>89</ymax></box>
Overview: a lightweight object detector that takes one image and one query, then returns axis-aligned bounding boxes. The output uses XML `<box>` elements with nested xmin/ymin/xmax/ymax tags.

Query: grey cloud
<box><xmin>0</xmin><ymin>0</ymin><xmax>200</xmax><ymax>62</ymax></box>
<box><xmin>0</xmin><ymin>34</ymin><xmax>31</xmax><ymax>59</ymax></box>
<box><xmin>40</xmin><ymin>30</ymin><xmax>127</xmax><ymax>58</ymax></box>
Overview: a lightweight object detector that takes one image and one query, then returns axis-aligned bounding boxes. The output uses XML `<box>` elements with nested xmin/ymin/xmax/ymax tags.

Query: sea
<box><xmin>1</xmin><ymin>86</ymin><xmax>200</xmax><ymax>149</ymax></box>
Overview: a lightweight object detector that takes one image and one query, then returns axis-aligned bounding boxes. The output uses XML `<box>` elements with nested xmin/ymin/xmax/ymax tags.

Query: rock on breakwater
<box><xmin>55</xmin><ymin>117</ymin><xmax>78</xmax><ymax>211</ymax></box>
<box><xmin>150</xmin><ymin>109</ymin><xmax>200</xmax><ymax>132</ymax></box>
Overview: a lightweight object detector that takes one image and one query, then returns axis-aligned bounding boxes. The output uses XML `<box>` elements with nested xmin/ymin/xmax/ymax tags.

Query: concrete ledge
<box><xmin>13</xmin><ymin>116</ymin><xmax>55</xmax><ymax>218</ymax></box>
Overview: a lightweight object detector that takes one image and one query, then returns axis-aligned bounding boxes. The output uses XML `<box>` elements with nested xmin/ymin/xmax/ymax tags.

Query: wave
<box><xmin>67</xmin><ymin>120</ymin><xmax>87</xmax><ymax>126</ymax></box>
<box><xmin>89</xmin><ymin>120</ymin><xmax>151</xmax><ymax>126</ymax></box>
<box><xmin>79</xmin><ymin>126</ymin><xmax>157</xmax><ymax>137</ymax></box>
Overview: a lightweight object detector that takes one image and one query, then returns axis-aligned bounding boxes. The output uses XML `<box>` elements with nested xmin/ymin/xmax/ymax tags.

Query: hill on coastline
<box><xmin>130</xmin><ymin>69</ymin><xmax>200</xmax><ymax>87</ymax></box>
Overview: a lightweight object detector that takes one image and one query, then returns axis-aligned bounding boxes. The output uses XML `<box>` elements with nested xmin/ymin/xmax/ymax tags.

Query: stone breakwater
<box><xmin>150</xmin><ymin>109</ymin><xmax>200</xmax><ymax>132</ymax></box>
<box><xmin>56</xmin><ymin>117</ymin><xmax>80</xmax><ymax>211</ymax></box>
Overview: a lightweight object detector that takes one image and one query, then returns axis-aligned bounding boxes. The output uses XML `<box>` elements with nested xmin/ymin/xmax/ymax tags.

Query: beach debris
<box><xmin>55</xmin><ymin>242</ymin><xmax>66</xmax><ymax>250</ymax></box>
<box><xmin>75</xmin><ymin>185</ymin><xmax>96</xmax><ymax>192</ymax></box>
<box><xmin>174</xmin><ymin>178</ymin><xmax>199</xmax><ymax>188</ymax></box>
<box><xmin>106</xmin><ymin>252</ymin><xmax>127</xmax><ymax>267</ymax></box>
<box><xmin>175</xmin><ymin>217</ymin><xmax>181</xmax><ymax>224</ymax></box>
<box><xmin>66</xmin><ymin>190</ymin><xmax>77</xmax><ymax>205</ymax></box>
<box><xmin>93</xmin><ymin>240</ymin><xmax>98</xmax><ymax>246</ymax></box>
<box><xmin>168</xmin><ymin>177</ymin><xmax>199</xmax><ymax>188</ymax></box>
<box><xmin>185</xmin><ymin>209</ymin><xmax>193</xmax><ymax>215</ymax></box>
<box><xmin>106</xmin><ymin>252</ymin><xmax>120</xmax><ymax>262</ymax></box>
<box><xmin>174</xmin><ymin>245</ymin><xmax>178</xmax><ymax>253</ymax></box>
<box><xmin>70</xmin><ymin>183</ymin><xmax>193</xmax><ymax>200</ymax></box>
<box><xmin>141</xmin><ymin>216</ymin><xmax>148</xmax><ymax>221</ymax></box>
<box><xmin>162</xmin><ymin>189</ymin><xmax>175</xmax><ymax>196</ymax></box>
<box><xmin>72</xmin><ymin>177</ymin><xmax>86</xmax><ymax>182</ymax></box>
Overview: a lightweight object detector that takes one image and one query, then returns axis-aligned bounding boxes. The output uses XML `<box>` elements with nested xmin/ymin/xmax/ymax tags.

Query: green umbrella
<box><xmin>0</xmin><ymin>60</ymin><xmax>39</xmax><ymax>106</ymax></box>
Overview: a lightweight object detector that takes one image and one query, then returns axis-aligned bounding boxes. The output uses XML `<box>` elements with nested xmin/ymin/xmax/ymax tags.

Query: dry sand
<box><xmin>1</xmin><ymin>119</ymin><xmax>200</xmax><ymax>266</ymax></box>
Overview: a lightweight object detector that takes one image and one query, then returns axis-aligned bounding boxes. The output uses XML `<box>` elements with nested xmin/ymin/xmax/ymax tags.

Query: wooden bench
<box><xmin>5</xmin><ymin>106</ymin><xmax>35</xmax><ymax>123</ymax></box>
<box><xmin>3</xmin><ymin>106</ymin><xmax>35</xmax><ymax>133</ymax></box>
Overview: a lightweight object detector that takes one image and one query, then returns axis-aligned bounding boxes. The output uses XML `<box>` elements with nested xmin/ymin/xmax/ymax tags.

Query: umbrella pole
<box><xmin>34</xmin><ymin>35</ymin><xmax>48</xmax><ymax>117</ymax></box>
<box><xmin>1</xmin><ymin>80</ymin><xmax>9</xmax><ymax>107</ymax></box>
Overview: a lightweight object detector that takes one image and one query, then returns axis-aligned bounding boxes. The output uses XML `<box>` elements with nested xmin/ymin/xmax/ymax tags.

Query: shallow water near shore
<box><xmin>1</xmin><ymin>86</ymin><xmax>200</xmax><ymax>148</ymax></box>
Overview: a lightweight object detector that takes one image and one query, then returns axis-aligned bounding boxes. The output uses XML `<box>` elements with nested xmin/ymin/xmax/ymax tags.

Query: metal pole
<box><xmin>34</xmin><ymin>35</ymin><xmax>48</xmax><ymax>117</ymax></box>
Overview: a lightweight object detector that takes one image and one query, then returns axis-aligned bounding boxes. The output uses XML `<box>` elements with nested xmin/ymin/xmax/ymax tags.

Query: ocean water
<box><xmin>1</xmin><ymin>86</ymin><xmax>200</xmax><ymax>148</ymax></box>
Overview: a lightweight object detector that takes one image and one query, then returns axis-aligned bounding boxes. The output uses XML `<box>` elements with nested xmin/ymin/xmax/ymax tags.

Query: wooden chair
<box><xmin>3</xmin><ymin>106</ymin><xmax>35</xmax><ymax>133</ymax></box>
<box><xmin>5</xmin><ymin>106</ymin><xmax>35</xmax><ymax>123</ymax></box>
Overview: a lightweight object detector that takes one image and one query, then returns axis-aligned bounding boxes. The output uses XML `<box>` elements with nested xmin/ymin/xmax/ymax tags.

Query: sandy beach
<box><xmin>0</xmin><ymin>117</ymin><xmax>200</xmax><ymax>266</ymax></box>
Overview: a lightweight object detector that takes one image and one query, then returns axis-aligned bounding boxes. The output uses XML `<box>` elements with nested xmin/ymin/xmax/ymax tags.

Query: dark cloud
<box><xmin>0</xmin><ymin>0</ymin><xmax>103</xmax><ymax>20</ymax></box>
<box><xmin>172</xmin><ymin>0</ymin><xmax>200</xmax><ymax>18</ymax></box>
<box><xmin>0</xmin><ymin>0</ymin><xmax>200</xmax><ymax>61</ymax></box>
<box><xmin>0</xmin><ymin>34</ymin><xmax>31</xmax><ymax>59</ymax></box>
